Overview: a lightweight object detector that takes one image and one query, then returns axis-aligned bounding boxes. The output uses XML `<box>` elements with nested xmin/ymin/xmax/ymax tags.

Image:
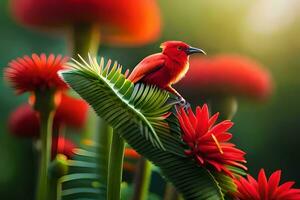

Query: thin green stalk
<box><xmin>48</xmin><ymin>125</ymin><xmax>67</xmax><ymax>200</ymax></box>
<box><xmin>97</xmin><ymin>118</ymin><xmax>113</xmax><ymax>185</ymax></box>
<box><xmin>209</xmin><ymin>96</ymin><xmax>238</xmax><ymax>120</ymax></box>
<box><xmin>36</xmin><ymin>111</ymin><xmax>54</xmax><ymax>200</ymax></box>
<box><xmin>107</xmin><ymin>133</ymin><xmax>125</xmax><ymax>200</ymax></box>
<box><xmin>132</xmin><ymin>158</ymin><xmax>152</xmax><ymax>200</ymax></box>
<box><xmin>34</xmin><ymin>90</ymin><xmax>56</xmax><ymax>200</ymax></box>
<box><xmin>71</xmin><ymin>23</ymin><xmax>100</xmax><ymax>58</ymax></box>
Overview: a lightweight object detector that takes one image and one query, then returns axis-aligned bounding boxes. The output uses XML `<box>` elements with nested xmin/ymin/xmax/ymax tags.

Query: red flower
<box><xmin>123</xmin><ymin>148</ymin><xmax>141</xmax><ymax>172</ymax></box>
<box><xmin>5</xmin><ymin>54</ymin><xmax>68</xmax><ymax>94</ymax></box>
<box><xmin>52</xmin><ymin>137</ymin><xmax>76</xmax><ymax>159</ymax></box>
<box><xmin>8</xmin><ymin>104</ymin><xmax>40</xmax><ymax>138</ymax></box>
<box><xmin>234</xmin><ymin>169</ymin><xmax>300</xmax><ymax>200</ymax></box>
<box><xmin>125</xmin><ymin>148</ymin><xmax>140</xmax><ymax>159</ymax></box>
<box><xmin>8</xmin><ymin>95</ymin><xmax>88</xmax><ymax>137</ymax></box>
<box><xmin>177</xmin><ymin>104</ymin><xmax>247</xmax><ymax>177</ymax></box>
<box><xmin>177</xmin><ymin>55</ymin><xmax>272</xmax><ymax>101</ymax></box>
<box><xmin>54</xmin><ymin>93</ymin><xmax>89</xmax><ymax>129</ymax></box>
<box><xmin>10</xmin><ymin>0</ymin><xmax>161</xmax><ymax>46</ymax></box>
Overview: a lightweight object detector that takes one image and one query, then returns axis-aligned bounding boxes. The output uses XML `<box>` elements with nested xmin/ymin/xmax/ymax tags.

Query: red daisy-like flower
<box><xmin>177</xmin><ymin>104</ymin><xmax>247</xmax><ymax>177</ymax></box>
<box><xmin>52</xmin><ymin>136</ymin><xmax>76</xmax><ymax>159</ymax></box>
<box><xmin>5</xmin><ymin>53</ymin><xmax>68</xmax><ymax>94</ymax></box>
<box><xmin>177</xmin><ymin>55</ymin><xmax>272</xmax><ymax>101</ymax></box>
<box><xmin>234</xmin><ymin>169</ymin><xmax>300</xmax><ymax>200</ymax></box>
<box><xmin>8</xmin><ymin>95</ymin><xmax>88</xmax><ymax>138</ymax></box>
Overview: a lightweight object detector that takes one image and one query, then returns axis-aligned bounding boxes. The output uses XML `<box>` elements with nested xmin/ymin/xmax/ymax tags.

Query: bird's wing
<box><xmin>128</xmin><ymin>53</ymin><xmax>166</xmax><ymax>83</ymax></box>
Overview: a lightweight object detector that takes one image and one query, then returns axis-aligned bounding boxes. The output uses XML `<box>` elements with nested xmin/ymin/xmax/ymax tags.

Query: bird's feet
<box><xmin>178</xmin><ymin>97</ymin><xmax>191</xmax><ymax>110</ymax></box>
<box><xmin>168</xmin><ymin>97</ymin><xmax>191</xmax><ymax>110</ymax></box>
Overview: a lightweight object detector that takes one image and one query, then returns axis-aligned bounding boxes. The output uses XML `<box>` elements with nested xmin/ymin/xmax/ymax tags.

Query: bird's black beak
<box><xmin>186</xmin><ymin>46</ymin><xmax>206</xmax><ymax>55</ymax></box>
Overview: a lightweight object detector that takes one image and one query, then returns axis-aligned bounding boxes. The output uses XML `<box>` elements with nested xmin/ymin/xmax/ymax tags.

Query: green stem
<box><xmin>97</xmin><ymin>118</ymin><xmax>113</xmax><ymax>185</ymax></box>
<box><xmin>209</xmin><ymin>96</ymin><xmax>238</xmax><ymax>120</ymax></box>
<box><xmin>36</xmin><ymin>111</ymin><xmax>54</xmax><ymax>200</ymax></box>
<box><xmin>107</xmin><ymin>133</ymin><xmax>125</xmax><ymax>200</ymax></box>
<box><xmin>70</xmin><ymin>23</ymin><xmax>100</xmax><ymax>58</ymax></box>
<box><xmin>132</xmin><ymin>158</ymin><xmax>152</xmax><ymax>200</ymax></box>
<box><xmin>48</xmin><ymin>125</ymin><xmax>67</xmax><ymax>200</ymax></box>
<box><xmin>34</xmin><ymin>90</ymin><xmax>56</xmax><ymax>200</ymax></box>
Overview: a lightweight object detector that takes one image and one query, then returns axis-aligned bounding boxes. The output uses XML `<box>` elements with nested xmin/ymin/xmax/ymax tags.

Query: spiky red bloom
<box><xmin>8</xmin><ymin>104</ymin><xmax>40</xmax><ymax>138</ymax></box>
<box><xmin>177</xmin><ymin>104</ymin><xmax>247</xmax><ymax>177</ymax></box>
<box><xmin>177</xmin><ymin>55</ymin><xmax>272</xmax><ymax>101</ymax></box>
<box><xmin>52</xmin><ymin>137</ymin><xmax>76</xmax><ymax>159</ymax></box>
<box><xmin>54</xmin><ymin>94</ymin><xmax>89</xmax><ymax>129</ymax></box>
<box><xmin>235</xmin><ymin>169</ymin><xmax>300</xmax><ymax>200</ymax></box>
<box><xmin>10</xmin><ymin>0</ymin><xmax>161</xmax><ymax>45</ymax></box>
<box><xmin>8</xmin><ymin>95</ymin><xmax>88</xmax><ymax>137</ymax></box>
<box><xmin>5</xmin><ymin>54</ymin><xmax>68</xmax><ymax>94</ymax></box>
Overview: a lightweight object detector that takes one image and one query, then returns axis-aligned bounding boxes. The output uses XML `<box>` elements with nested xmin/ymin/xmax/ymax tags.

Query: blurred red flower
<box><xmin>10</xmin><ymin>0</ymin><xmax>161</xmax><ymax>45</ymax></box>
<box><xmin>54</xmin><ymin>93</ymin><xmax>89</xmax><ymax>129</ymax></box>
<box><xmin>52</xmin><ymin>136</ymin><xmax>76</xmax><ymax>159</ymax></box>
<box><xmin>234</xmin><ymin>169</ymin><xmax>300</xmax><ymax>200</ymax></box>
<box><xmin>5</xmin><ymin>54</ymin><xmax>68</xmax><ymax>94</ymax></box>
<box><xmin>177</xmin><ymin>55</ymin><xmax>272</xmax><ymax>101</ymax></box>
<box><xmin>123</xmin><ymin>148</ymin><xmax>141</xmax><ymax>172</ymax></box>
<box><xmin>125</xmin><ymin>148</ymin><xmax>140</xmax><ymax>159</ymax></box>
<box><xmin>177</xmin><ymin>104</ymin><xmax>247</xmax><ymax>177</ymax></box>
<box><xmin>8</xmin><ymin>104</ymin><xmax>40</xmax><ymax>138</ymax></box>
<box><xmin>8</xmin><ymin>95</ymin><xmax>88</xmax><ymax>137</ymax></box>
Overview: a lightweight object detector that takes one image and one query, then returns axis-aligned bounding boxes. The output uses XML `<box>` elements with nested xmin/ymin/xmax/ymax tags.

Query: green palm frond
<box><xmin>57</xmin><ymin>142</ymin><xmax>106</xmax><ymax>200</ymax></box>
<box><xmin>61</xmin><ymin>55</ymin><xmax>167</xmax><ymax>150</ymax></box>
<box><xmin>59</xmin><ymin>55</ymin><xmax>231</xmax><ymax>200</ymax></box>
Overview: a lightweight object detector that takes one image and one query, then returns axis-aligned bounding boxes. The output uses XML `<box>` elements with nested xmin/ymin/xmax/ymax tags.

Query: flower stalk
<box><xmin>107</xmin><ymin>133</ymin><xmax>125</xmax><ymax>200</ymax></box>
<box><xmin>70</xmin><ymin>23</ymin><xmax>100</xmax><ymax>58</ymax></box>
<box><xmin>209</xmin><ymin>96</ymin><xmax>238</xmax><ymax>120</ymax></box>
<box><xmin>34</xmin><ymin>90</ymin><xmax>56</xmax><ymax>200</ymax></box>
<box><xmin>97</xmin><ymin>118</ymin><xmax>113</xmax><ymax>185</ymax></box>
<box><xmin>132</xmin><ymin>158</ymin><xmax>152</xmax><ymax>200</ymax></box>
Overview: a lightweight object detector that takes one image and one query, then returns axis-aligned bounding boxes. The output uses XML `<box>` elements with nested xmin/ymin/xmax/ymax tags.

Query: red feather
<box><xmin>128</xmin><ymin>41</ymin><xmax>192</xmax><ymax>97</ymax></box>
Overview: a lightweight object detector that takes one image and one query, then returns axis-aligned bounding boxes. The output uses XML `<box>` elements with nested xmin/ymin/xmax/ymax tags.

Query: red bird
<box><xmin>128</xmin><ymin>41</ymin><xmax>205</xmax><ymax>103</ymax></box>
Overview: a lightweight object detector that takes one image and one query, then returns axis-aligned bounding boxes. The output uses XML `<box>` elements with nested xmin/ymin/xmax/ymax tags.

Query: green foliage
<box><xmin>57</xmin><ymin>142</ymin><xmax>106</xmax><ymax>200</ymax></box>
<box><xmin>60</xmin><ymin>55</ymin><xmax>234</xmax><ymax>200</ymax></box>
<box><xmin>213</xmin><ymin>166</ymin><xmax>246</xmax><ymax>195</ymax></box>
<box><xmin>121</xmin><ymin>182</ymin><xmax>160</xmax><ymax>200</ymax></box>
<box><xmin>62</xmin><ymin>55</ymin><xmax>166</xmax><ymax>150</ymax></box>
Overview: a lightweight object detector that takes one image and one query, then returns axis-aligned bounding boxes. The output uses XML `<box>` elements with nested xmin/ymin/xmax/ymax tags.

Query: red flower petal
<box><xmin>8</xmin><ymin>94</ymin><xmax>88</xmax><ymax>138</ymax></box>
<box><xmin>54</xmin><ymin>93</ymin><xmax>88</xmax><ymax>129</ymax></box>
<box><xmin>52</xmin><ymin>136</ymin><xmax>76</xmax><ymax>159</ymax></box>
<box><xmin>235</xmin><ymin>169</ymin><xmax>300</xmax><ymax>200</ymax></box>
<box><xmin>10</xmin><ymin>0</ymin><xmax>161</xmax><ymax>46</ymax></box>
<box><xmin>177</xmin><ymin>104</ymin><xmax>246</xmax><ymax>177</ymax></box>
<box><xmin>177</xmin><ymin>55</ymin><xmax>273</xmax><ymax>101</ymax></box>
<box><xmin>5</xmin><ymin>54</ymin><xmax>68</xmax><ymax>94</ymax></box>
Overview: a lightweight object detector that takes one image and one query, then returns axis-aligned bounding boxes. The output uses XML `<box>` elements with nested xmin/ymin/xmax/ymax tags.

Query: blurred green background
<box><xmin>1</xmin><ymin>0</ymin><xmax>300</xmax><ymax>199</ymax></box>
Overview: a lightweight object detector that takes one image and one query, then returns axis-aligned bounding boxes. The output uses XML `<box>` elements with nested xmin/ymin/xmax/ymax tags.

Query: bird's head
<box><xmin>160</xmin><ymin>41</ymin><xmax>206</xmax><ymax>61</ymax></box>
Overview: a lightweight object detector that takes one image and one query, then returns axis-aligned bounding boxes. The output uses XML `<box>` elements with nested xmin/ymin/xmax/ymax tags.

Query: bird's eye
<box><xmin>178</xmin><ymin>46</ymin><xmax>182</xmax><ymax>50</ymax></box>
